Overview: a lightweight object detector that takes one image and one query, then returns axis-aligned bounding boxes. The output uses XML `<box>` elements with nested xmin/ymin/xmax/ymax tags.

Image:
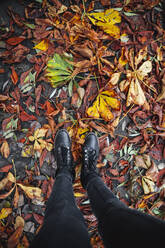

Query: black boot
<box><xmin>54</xmin><ymin>129</ymin><xmax>75</xmax><ymax>181</ymax></box>
<box><xmin>81</xmin><ymin>132</ymin><xmax>99</xmax><ymax>189</ymax></box>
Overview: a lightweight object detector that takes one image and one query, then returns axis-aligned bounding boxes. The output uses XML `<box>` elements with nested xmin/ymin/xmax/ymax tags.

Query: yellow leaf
<box><xmin>33</xmin><ymin>40</ymin><xmax>49</xmax><ymax>51</ymax></box>
<box><xmin>28</xmin><ymin>136</ymin><xmax>35</xmax><ymax>142</ymax></box>
<box><xmin>87</xmin><ymin>9</ymin><xmax>121</xmax><ymax>38</ymax></box>
<box><xmin>1</xmin><ymin>140</ymin><xmax>10</xmax><ymax>158</ymax></box>
<box><xmin>87</xmin><ymin>90</ymin><xmax>120</xmax><ymax>121</ymax></box>
<box><xmin>21</xmin><ymin>145</ymin><xmax>34</xmax><ymax>157</ymax></box>
<box><xmin>142</xmin><ymin>176</ymin><xmax>155</xmax><ymax>194</ymax></box>
<box><xmin>7</xmin><ymin>172</ymin><xmax>16</xmax><ymax>183</ymax></box>
<box><xmin>17</xmin><ymin>183</ymin><xmax>42</xmax><ymax>199</ymax></box>
<box><xmin>118</xmin><ymin>47</ymin><xmax>128</xmax><ymax>67</ymax></box>
<box><xmin>0</xmin><ymin>208</ymin><xmax>12</xmax><ymax>220</ymax></box>
<box><xmin>109</xmin><ymin>72</ymin><xmax>121</xmax><ymax>85</ymax></box>
<box><xmin>74</xmin><ymin>192</ymin><xmax>85</xmax><ymax>197</ymax></box>
<box><xmin>45</xmin><ymin>142</ymin><xmax>53</xmax><ymax>151</ymax></box>
<box><xmin>14</xmin><ymin>216</ymin><xmax>25</xmax><ymax>229</ymax></box>
<box><xmin>36</xmin><ymin>128</ymin><xmax>48</xmax><ymax>138</ymax></box>
<box><xmin>0</xmin><ymin>177</ymin><xmax>9</xmax><ymax>190</ymax></box>
<box><xmin>34</xmin><ymin>140</ymin><xmax>41</xmax><ymax>151</ymax></box>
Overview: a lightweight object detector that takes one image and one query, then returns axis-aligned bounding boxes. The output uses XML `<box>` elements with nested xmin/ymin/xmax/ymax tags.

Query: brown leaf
<box><xmin>142</xmin><ymin>176</ymin><xmax>155</xmax><ymax>194</ymax></box>
<box><xmin>0</xmin><ymin>177</ymin><xmax>9</xmax><ymax>190</ymax></box>
<box><xmin>135</xmin><ymin>154</ymin><xmax>151</xmax><ymax>169</ymax></box>
<box><xmin>146</xmin><ymin>161</ymin><xmax>159</xmax><ymax>182</ymax></box>
<box><xmin>14</xmin><ymin>216</ymin><xmax>25</xmax><ymax>229</ymax></box>
<box><xmin>13</xmin><ymin>186</ymin><xmax>19</xmax><ymax>208</ymax></box>
<box><xmin>7</xmin><ymin>226</ymin><xmax>23</xmax><ymax>248</ymax></box>
<box><xmin>1</xmin><ymin>140</ymin><xmax>10</xmax><ymax>158</ymax></box>
<box><xmin>0</xmin><ymin>185</ymin><xmax>16</xmax><ymax>199</ymax></box>
<box><xmin>17</xmin><ymin>183</ymin><xmax>42</xmax><ymax>200</ymax></box>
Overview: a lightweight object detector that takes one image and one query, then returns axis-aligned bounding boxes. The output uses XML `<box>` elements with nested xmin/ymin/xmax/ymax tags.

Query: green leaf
<box><xmin>124</xmin><ymin>12</ymin><xmax>138</xmax><ymax>16</ymax></box>
<box><xmin>68</xmin><ymin>80</ymin><xmax>73</xmax><ymax>97</ymax></box>
<box><xmin>46</xmin><ymin>53</ymin><xmax>74</xmax><ymax>88</ymax></box>
<box><xmin>23</xmin><ymin>22</ymin><xmax>35</xmax><ymax>29</ymax></box>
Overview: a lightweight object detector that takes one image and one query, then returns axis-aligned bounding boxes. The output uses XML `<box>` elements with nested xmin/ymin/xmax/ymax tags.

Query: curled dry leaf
<box><xmin>17</xmin><ymin>183</ymin><xmax>42</xmax><ymax>200</ymax></box>
<box><xmin>135</xmin><ymin>154</ymin><xmax>151</xmax><ymax>169</ymax></box>
<box><xmin>14</xmin><ymin>216</ymin><xmax>25</xmax><ymax>229</ymax></box>
<box><xmin>0</xmin><ymin>140</ymin><xmax>10</xmax><ymax>158</ymax></box>
<box><xmin>120</xmin><ymin>47</ymin><xmax>152</xmax><ymax>110</ymax></box>
<box><xmin>142</xmin><ymin>176</ymin><xmax>155</xmax><ymax>194</ymax></box>
<box><xmin>146</xmin><ymin>161</ymin><xmax>159</xmax><ymax>182</ymax></box>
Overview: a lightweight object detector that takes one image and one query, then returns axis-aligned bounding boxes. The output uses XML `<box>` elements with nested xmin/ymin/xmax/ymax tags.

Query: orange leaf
<box><xmin>11</xmin><ymin>66</ymin><xmax>18</xmax><ymax>85</ymax></box>
<box><xmin>1</xmin><ymin>140</ymin><xmax>10</xmax><ymax>158</ymax></box>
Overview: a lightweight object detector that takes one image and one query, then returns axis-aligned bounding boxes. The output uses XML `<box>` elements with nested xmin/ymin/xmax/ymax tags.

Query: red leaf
<box><xmin>33</xmin><ymin>213</ymin><xmax>44</xmax><ymax>225</ymax></box>
<box><xmin>0</xmin><ymin>68</ymin><xmax>5</xmax><ymax>73</ymax></box>
<box><xmin>0</xmin><ymin>164</ymin><xmax>12</xmax><ymax>172</ymax></box>
<box><xmin>20</xmin><ymin>110</ymin><xmax>37</xmax><ymax>122</ymax></box>
<box><xmin>7</xmin><ymin>226</ymin><xmax>23</xmax><ymax>248</ymax></box>
<box><xmin>6</xmin><ymin>37</ymin><xmax>25</xmax><ymax>46</ymax></box>
<box><xmin>11</xmin><ymin>66</ymin><xmax>18</xmax><ymax>85</ymax></box>
<box><xmin>35</xmin><ymin>85</ymin><xmax>43</xmax><ymax>115</ymax></box>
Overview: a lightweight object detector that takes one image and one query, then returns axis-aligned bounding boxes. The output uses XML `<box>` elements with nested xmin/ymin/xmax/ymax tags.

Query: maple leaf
<box><xmin>119</xmin><ymin>47</ymin><xmax>152</xmax><ymax>110</ymax></box>
<box><xmin>87</xmin><ymin>90</ymin><xmax>120</xmax><ymax>121</ymax></box>
<box><xmin>87</xmin><ymin>9</ymin><xmax>121</xmax><ymax>38</ymax></box>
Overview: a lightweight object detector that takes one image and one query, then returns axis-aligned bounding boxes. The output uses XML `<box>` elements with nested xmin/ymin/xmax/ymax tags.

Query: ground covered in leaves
<box><xmin>0</xmin><ymin>0</ymin><xmax>165</xmax><ymax>247</ymax></box>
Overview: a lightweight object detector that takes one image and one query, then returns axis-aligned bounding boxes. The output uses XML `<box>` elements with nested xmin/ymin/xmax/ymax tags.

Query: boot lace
<box><xmin>84</xmin><ymin>147</ymin><xmax>97</xmax><ymax>172</ymax></box>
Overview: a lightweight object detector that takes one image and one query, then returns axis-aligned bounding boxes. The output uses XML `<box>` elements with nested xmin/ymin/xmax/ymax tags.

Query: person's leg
<box><xmin>81</xmin><ymin>133</ymin><xmax>165</xmax><ymax>248</ymax></box>
<box><xmin>30</xmin><ymin>130</ymin><xmax>91</xmax><ymax>248</ymax></box>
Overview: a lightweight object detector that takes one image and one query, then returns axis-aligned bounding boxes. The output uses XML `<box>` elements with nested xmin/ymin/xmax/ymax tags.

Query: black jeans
<box><xmin>30</xmin><ymin>171</ymin><xmax>165</xmax><ymax>248</ymax></box>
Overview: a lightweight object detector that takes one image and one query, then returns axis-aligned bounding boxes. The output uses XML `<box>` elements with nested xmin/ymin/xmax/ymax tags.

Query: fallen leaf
<box><xmin>6</xmin><ymin>37</ymin><xmax>25</xmax><ymax>46</ymax></box>
<box><xmin>142</xmin><ymin>176</ymin><xmax>155</xmax><ymax>194</ymax></box>
<box><xmin>11</xmin><ymin>66</ymin><xmax>18</xmax><ymax>85</ymax></box>
<box><xmin>7</xmin><ymin>226</ymin><xmax>23</xmax><ymax>248</ymax></box>
<box><xmin>7</xmin><ymin>172</ymin><xmax>16</xmax><ymax>183</ymax></box>
<box><xmin>135</xmin><ymin>154</ymin><xmax>151</xmax><ymax>169</ymax></box>
<box><xmin>0</xmin><ymin>164</ymin><xmax>12</xmax><ymax>172</ymax></box>
<box><xmin>0</xmin><ymin>208</ymin><xmax>12</xmax><ymax>220</ymax></box>
<box><xmin>87</xmin><ymin>90</ymin><xmax>120</xmax><ymax>121</ymax></box>
<box><xmin>146</xmin><ymin>161</ymin><xmax>159</xmax><ymax>182</ymax></box>
<box><xmin>33</xmin><ymin>40</ymin><xmax>49</xmax><ymax>51</ymax></box>
<box><xmin>20</xmin><ymin>110</ymin><xmax>37</xmax><ymax>122</ymax></box>
<box><xmin>74</xmin><ymin>192</ymin><xmax>85</xmax><ymax>197</ymax></box>
<box><xmin>0</xmin><ymin>177</ymin><xmax>9</xmax><ymax>190</ymax></box>
<box><xmin>1</xmin><ymin>140</ymin><xmax>10</xmax><ymax>158</ymax></box>
<box><xmin>17</xmin><ymin>183</ymin><xmax>42</xmax><ymax>199</ymax></box>
<box><xmin>13</xmin><ymin>186</ymin><xmax>19</xmax><ymax>208</ymax></box>
<box><xmin>87</xmin><ymin>9</ymin><xmax>121</xmax><ymax>38</ymax></box>
<box><xmin>14</xmin><ymin>216</ymin><xmax>25</xmax><ymax>229</ymax></box>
